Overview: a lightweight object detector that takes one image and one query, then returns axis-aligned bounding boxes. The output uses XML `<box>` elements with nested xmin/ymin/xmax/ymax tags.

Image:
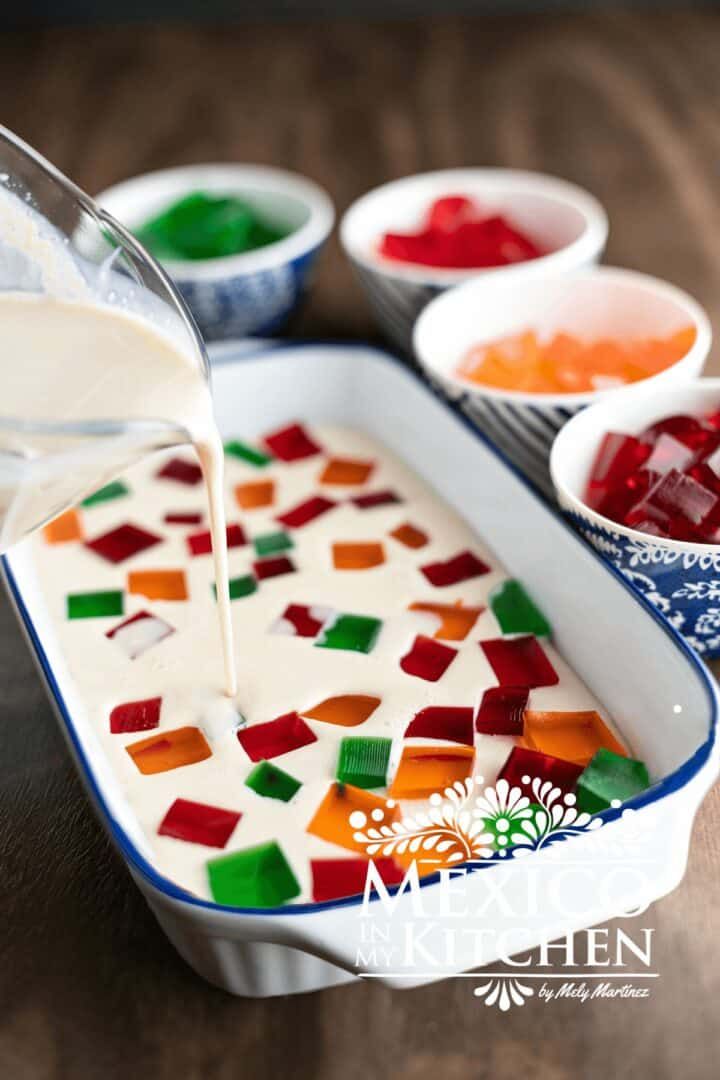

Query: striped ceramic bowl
<box><xmin>413</xmin><ymin>266</ymin><xmax>711</xmax><ymax>496</ymax></box>
<box><xmin>340</xmin><ymin>168</ymin><xmax>608</xmax><ymax>355</ymax></box>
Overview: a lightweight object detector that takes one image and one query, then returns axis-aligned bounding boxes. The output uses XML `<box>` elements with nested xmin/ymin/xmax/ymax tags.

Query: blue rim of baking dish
<box><xmin>1</xmin><ymin>339</ymin><xmax>717</xmax><ymax>918</ymax></box>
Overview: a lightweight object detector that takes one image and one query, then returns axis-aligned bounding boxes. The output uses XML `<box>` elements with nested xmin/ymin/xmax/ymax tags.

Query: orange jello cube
<box><xmin>43</xmin><ymin>509</ymin><xmax>84</xmax><ymax>544</ymax></box>
<box><xmin>390</xmin><ymin>522</ymin><xmax>429</xmax><ymax>549</ymax></box>
<box><xmin>332</xmin><ymin>541</ymin><xmax>385</xmax><ymax>570</ymax></box>
<box><xmin>127</xmin><ymin>726</ymin><xmax>212</xmax><ymax>775</ymax></box>
<box><xmin>127</xmin><ymin>569</ymin><xmax>188</xmax><ymax>601</ymax></box>
<box><xmin>234</xmin><ymin>479</ymin><xmax>275</xmax><ymax>509</ymax></box>
<box><xmin>319</xmin><ymin>458</ymin><xmax>374</xmax><ymax>485</ymax></box>
<box><xmin>390</xmin><ymin>745</ymin><xmax>475</xmax><ymax>800</ymax></box>
<box><xmin>307</xmin><ymin>782</ymin><xmax>399</xmax><ymax>852</ymax></box>
<box><xmin>303</xmin><ymin>695</ymin><xmax>381</xmax><ymax>727</ymax></box>
<box><xmin>523</xmin><ymin>710</ymin><xmax>627</xmax><ymax>767</ymax></box>
<box><xmin>409</xmin><ymin>600</ymin><xmax>483</xmax><ymax>641</ymax></box>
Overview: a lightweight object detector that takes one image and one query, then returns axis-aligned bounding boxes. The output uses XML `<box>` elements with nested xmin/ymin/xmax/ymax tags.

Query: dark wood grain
<box><xmin>2</xmin><ymin>10</ymin><xmax>720</xmax><ymax>1080</ymax></box>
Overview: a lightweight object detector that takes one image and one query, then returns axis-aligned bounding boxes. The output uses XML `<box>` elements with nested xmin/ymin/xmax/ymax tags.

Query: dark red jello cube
<box><xmin>86</xmin><ymin>523</ymin><xmax>162</xmax><ymax>564</ymax></box>
<box><xmin>585</xmin><ymin>432</ymin><xmax>651</xmax><ymax>512</ymax></box>
<box><xmin>475</xmin><ymin>686</ymin><xmax>528</xmax><ymax>735</ymax></box>
<box><xmin>641</xmin><ymin>414</ymin><xmax>713</xmax><ymax>452</ymax></box>
<box><xmin>400</xmin><ymin>635</ymin><xmax>457</xmax><ymax>682</ymax></box>
<box><xmin>164</xmin><ymin>511</ymin><xmax>203</xmax><ymax>526</ymax></box>
<box><xmin>264</xmin><ymin>422</ymin><xmax>321</xmax><ymax>462</ymax></box>
<box><xmin>595</xmin><ymin>468</ymin><xmax>656</xmax><ymax>523</ymax></box>
<box><xmin>480</xmin><ymin>635</ymin><xmax>559</xmax><ymax>688</ymax></box>
<box><xmin>109</xmin><ymin>696</ymin><xmax>162</xmax><ymax>734</ymax></box>
<box><xmin>311</xmin><ymin>857</ymin><xmax>405</xmax><ymax>902</ymax></box>
<box><xmin>156</xmin><ymin>457</ymin><xmax>203</xmax><ymax>485</ymax></box>
<box><xmin>277</xmin><ymin>496</ymin><xmax>335</xmax><ymax>529</ymax></box>
<box><xmin>253</xmin><ymin>555</ymin><xmax>296</xmax><ymax>580</ymax></box>
<box><xmin>351</xmin><ymin>490</ymin><xmax>402</xmax><ymax>510</ymax></box>
<box><xmin>625</xmin><ymin>469</ymin><xmax>718</xmax><ymax>538</ymax></box>
<box><xmin>643</xmin><ymin>434</ymin><xmax>696</xmax><ymax>476</ymax></box>
<box><xmin>158</xmin><ymin>797</ymin><xmax>241</xmax><ymax>848</ymax></box>
<box><xmin>186</xmin><ymin>523</ymin><xmax>247</xmax><ymax>556</ymax></box>
<box><xmin>404</xmin><ymin>706</ymin><xmax>474</xmax><ymax>745</ymax></box>
<box><xmin>421</xmin><ymin>550</ymin><xmax>490</xmax><ymax>587</ymax></box>
<box><xmin>498</xmin><ymin>746</ymin><xmax>583</xmax><ymax>800</ymax></box>
<box><xmin>237</xmin><ymin>711</ymin><xmax>318</xmax><ymax>761</ymax></box>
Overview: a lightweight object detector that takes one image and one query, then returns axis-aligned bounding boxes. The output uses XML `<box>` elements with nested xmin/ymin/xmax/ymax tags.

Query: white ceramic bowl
<box><xmin>340</xmin><ymin>168</ymin><xmax>608</xmax><ymax>353</ymax></box>
<box><xmin>551</xmin><ymin>379</ymin><xmax>720</xmax><ymax>657</ymax></box>
<box><xmin>414</xmin><ymin>266</ymin><xmax>712</xmax><ymax>494</ymax></box>
<box><xmin>96</xmin><ymin>164</ymin><xmax>335</xmax><ymax>342</ymax></box>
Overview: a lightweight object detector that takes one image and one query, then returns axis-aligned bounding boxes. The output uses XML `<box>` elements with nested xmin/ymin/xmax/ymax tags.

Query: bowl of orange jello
<box><xmin>413</xmin><ymin>267</ymin><xmax>711</xmax><ymax>494</ymax></box>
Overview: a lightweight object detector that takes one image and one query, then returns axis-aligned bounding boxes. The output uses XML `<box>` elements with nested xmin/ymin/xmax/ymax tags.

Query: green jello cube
<box><xmin>136</xmin><ymin>192</ymin><xmax>289</xmax><ymax>261</ymax></box>
<box><xmin>490</xmin><ymin>579</ymin><xmax>551</xmax><ymax>637</ymax></box>
<box><xmin>484</xmin><ymin>802</ymin><xmax>544</xmax><ymax>851</ymax></box>
<box><xmin>245</xmin><ymin>760</ymin><xmax>302</xmax><ymax>802</ymax></box>
<box><xmin>316</xmin><ymin>613</ymin><xmax>382</xmax><ymax>654</ymax></box>
<box><xmin>576</xmin><ymin>748</ymin><xmax>651</xmax><ymax>814</ymax></box>
<box><xmin>213</xmin><ymin>574</ymin><xmax>258</xmax><ymax>602</ymax></box>
<box><xmin>207</xmin><ymin>840</ymin><xmax>300</xmax><ymax>908</ymax></box>
<box><xmin>82</xmin><ymin>480</ymin><xmax>129</xmax><ymax>507</ymax></box>
<box><xmin>67</xmin><ymin>590</ymin><xmax>124</xmax><ymax>619</ymax></box>
<box><xmin>224</xmin><ymin>439</ymin><xmax>272</xmax><ymax>467</ymax></box>
<box><xmin>337</xmin><ymin>736</ymin><xmax>392</xmax><ymax>789</ymax></box>
<box><xmin>253</xmin><ymin>531</ymin><xmax>294</xmax><ymax>557</ymax></box>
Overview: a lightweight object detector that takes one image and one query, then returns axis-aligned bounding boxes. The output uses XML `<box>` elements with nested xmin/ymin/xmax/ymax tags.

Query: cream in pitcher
<box><xmin>0</xmin><ymin>134</ymin><xmax>237</xmax><ymax>697</ymax></box>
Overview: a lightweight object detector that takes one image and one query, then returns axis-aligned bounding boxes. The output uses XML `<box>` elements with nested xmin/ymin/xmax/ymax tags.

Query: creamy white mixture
<box><xmin>0</xmin><ymin>294</ymin><xmax>236</xmax><ymax>696</ymax></box>
<box><xmin>28</xmin><ymin>424</ymin><xmax>621</xmax><ymax>904</ymax></box>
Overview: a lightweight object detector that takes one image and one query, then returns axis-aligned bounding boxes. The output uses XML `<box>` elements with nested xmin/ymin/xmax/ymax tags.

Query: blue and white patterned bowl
<box><xmin>96</xmin><ymin>164</ymin><xmax>334</xmax><ymax>342</ymax></box>
<box><xmin>414</xmin><ymin>266</ymin><xmax>711</xmax><ymax>497</ymax></box>
<box><xmin>340</xmin><ymin>168</ymin><xmax>608</xmax><ymax>355</ymax></box>
<box><xmin>551</xmin><ymin>379</ymin><xmax>720</xmax><ymax>658</ymax></box>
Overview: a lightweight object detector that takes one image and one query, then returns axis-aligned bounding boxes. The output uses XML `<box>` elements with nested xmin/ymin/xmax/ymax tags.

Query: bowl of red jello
<box><xmin>551</xmin><ymin>381</ymin><xmax>720</xmax><ymax>657</ymax></box>
<box><xmin>340</xmin><ymin>168</ymin><xmax>608</xmax><ymax>353</ymax></box>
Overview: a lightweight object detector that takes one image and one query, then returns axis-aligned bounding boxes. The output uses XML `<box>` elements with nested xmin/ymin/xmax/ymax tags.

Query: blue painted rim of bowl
<box><xmin>2</xmin><ymin>339</ymin><xmax>717</xmax><ymax>918</ymax></box>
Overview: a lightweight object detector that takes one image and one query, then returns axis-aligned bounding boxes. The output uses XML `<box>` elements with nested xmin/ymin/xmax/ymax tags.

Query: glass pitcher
<box><xmin>0</xmin><ymin>125</ymin><xmax>210</xmax><ymax>551</ymax></box>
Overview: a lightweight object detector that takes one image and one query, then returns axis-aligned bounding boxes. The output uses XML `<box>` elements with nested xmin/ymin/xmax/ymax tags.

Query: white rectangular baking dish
<box><xmin>3</xmin><ymin>340</ymin><xmax>718</xmax><ymax>997</ymax></box>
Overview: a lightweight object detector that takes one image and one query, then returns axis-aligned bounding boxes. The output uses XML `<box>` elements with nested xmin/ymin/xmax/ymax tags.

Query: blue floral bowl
<box><xmin>551</xmin><ymin>379</ymin><xmax>720</xmax><ymax>658</ymax></box>
<box><xmin>96</xmin><ymin>164</ymin><xmax>334</xmax><ymax>342</ymax></box>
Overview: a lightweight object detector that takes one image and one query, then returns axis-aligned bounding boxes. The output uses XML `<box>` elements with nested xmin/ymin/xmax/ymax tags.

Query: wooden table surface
<box><xmin>3</xmin><ymin>9</ymin><xmax>720</xmax><ymax>1079</ymax></box>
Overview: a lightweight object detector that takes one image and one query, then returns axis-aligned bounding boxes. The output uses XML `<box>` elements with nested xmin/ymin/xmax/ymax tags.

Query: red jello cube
<box><xmin>421</xmin><ymin>549</ymin><xmax>490</xmax><ymax>587</ymax></box>
<box><xmin>164</xmin><ymin>511</ymin><xmax>203</xmax><ymax>525</ymax></box>
<box><xmin>641</xmin><ymin>414</ymin><xmax>713</xmax><ymax>451</ymax></box>
<box><xmin>158</xmin><ymin>797</ymin><xmax>240</xmax><ymax>848</ymax></box>
<box><xmin>109</xmin><ymin>696</ymin><xmax>162</xmax><ymax>734</ymax></box>
<box><xmin>351</xmin><ymin>489</ymin><xmax>402</xmax><ymax>510</ymax></box>
<box><xmin>156</xmin><ymin>457</ymin><xmax>203</xmax><ymax>485</ymax></box>
<box><xmin>585</xmin><ymin>432</ymin><xmax>651</xmax><ymax>511</ymax></box>
<box><xmin>253</xmin><ymin>555</ymin><xmax>296</xmax><ymax>580</ymax></box>
<box><xmin>595</xmin><ymin>469</ymin><xmax>656</xmax><ymax>523</ymax></box>
<box><xmin>643</xmin><ymin>434</ymin><xmax>696</xmax><ymax>476</ymax></box>
<box><xmin>86</xmin><ymin>523</ymin><xmax>162</xmax><ymax>564</ymax></box>
<box><xmin>625</xmin><ymin>469</ymin><xmax>718</xmax><ymax>537</ymax></box>
<box><xmin>481</xmin><ymin>635</ymin><xmax>559</xmax><ymax>688</ymax></box>
<box><xmin>404</xmin><ymin>706</ymin><xmax>474</xmax><ymax>745</ymax></box>
<box><xmin>311</xmin><ymin>857</ymin><xmax>405</xmax><ymax>902</ymax></box>
<box><xmin>264</xmin><ymin>422</ymin><xmax>321</xmax><ymax>462</ymax></box>
<box><xmin>498</xmin><ymin>746</ymin><xmax>583</xmax><ymax>800</ymax></box>
<box><xmin>426</xmin><ymin>195</ymin><xmax>476</xmax><ymax>231</ymax></box>
<box><xmin>186</xmin><ymin>523</ymin><xmax>247</xmax><ymax>556</ymax></box>
<box><xmin>277</xmin><ymin>496</ymin><xmax>335</xmax><ymax>529</ymax></box>
<box><xmin>271</xmin><ymin>603</ymin><xmax>332</xmax><ymax>638</ymax></box>
<box><xmin>237</xmin><ymin>711</ymin><xmax>318</xmax><ymax>761</ymax></box>
<box><xmin>475</xmin><ymin>686</ymin><xmax>528</xmax><ymax>735</ymax></box>
<box><xmin>400</xmin><ymin>635</ymin><xmax>457</xmax><ymax>682</ymax></box>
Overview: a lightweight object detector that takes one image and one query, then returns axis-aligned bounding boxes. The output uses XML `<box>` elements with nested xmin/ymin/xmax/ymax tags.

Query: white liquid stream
<box><xmin>0</xmin><ymin>293</ymin><xmax>237</xmax><ymax>697</ymax></box>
